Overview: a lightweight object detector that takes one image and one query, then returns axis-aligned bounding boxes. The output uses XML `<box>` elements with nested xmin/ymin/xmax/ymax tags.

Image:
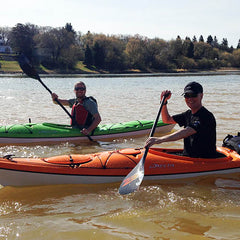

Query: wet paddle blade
<box><xmin>118</xmin><ymin>152</ymin><xmax>146</xmax><ymax>195</ymax></box>
<box><xmin>118</xmin><ymin>94</ymin><xmax>168</xmax><ymax>195</ymax></box>
<box><xmin>18</xmin><ymin>54</ymin><xmax>40</xmax><ymax>80</ymax></box>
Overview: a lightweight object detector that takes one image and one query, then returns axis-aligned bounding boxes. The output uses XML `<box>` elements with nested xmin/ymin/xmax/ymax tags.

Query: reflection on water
<box><xmin>0</xmin><ymin>75</ymin><xmax>240</xmax><ymax>239</ymax></box>
<box><xmin>1</xmin><ymin>179</ymin><xmax>240</xmax><ymax>240</ymax></box>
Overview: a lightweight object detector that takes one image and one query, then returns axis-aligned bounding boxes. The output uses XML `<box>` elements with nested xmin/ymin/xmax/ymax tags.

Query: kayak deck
<box><xmin>0</xmin><ymin>147</ymin><xmax>239</xmax><ymax>186</ymax></box>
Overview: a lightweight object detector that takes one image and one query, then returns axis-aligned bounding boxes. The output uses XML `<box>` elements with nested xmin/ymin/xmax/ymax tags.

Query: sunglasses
<box><xmin>184</xmin><ymin>93</ymin><xmax>198</xmax><ymax>98</ymax></box>
<box><xmin>75</xmin><ymin>87</ymin><xmax>86</xmax><ymax>91</ymax></box>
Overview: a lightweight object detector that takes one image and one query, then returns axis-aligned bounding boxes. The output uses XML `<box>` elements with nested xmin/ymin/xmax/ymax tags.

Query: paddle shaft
<box><xmin>18</xmin><ymin>55</ymin><xmax>94</xmax><ymax>141</ymax></box>
<box><xmin>37</xmin><ymin>77</ymin><xmax>94</xmax><ymax>139</ymax></box>
<box><xmin>38</xmin><ymin>77</ymin><xmax>94</xmax><ymax>142</ymax></box>
<box><xmin>141</xmin><ymin>94</ymin><xmax>168</xmax><ymax>165</ymax></box>
<box><xmin>118</xmin><ymin>93</ymin><xmax>168</xmax><ymax>195</ymax></box>
<box><xmin>37</xmin><ymin>77</ymin><xmax>73</xmax><ymax>120</ymax></box>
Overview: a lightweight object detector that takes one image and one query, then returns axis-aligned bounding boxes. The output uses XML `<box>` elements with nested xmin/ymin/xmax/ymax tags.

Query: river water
<box><xmin>0</xmin><ymin>74</ymin><xmax>240</xmax><ymax>240</ymax></box>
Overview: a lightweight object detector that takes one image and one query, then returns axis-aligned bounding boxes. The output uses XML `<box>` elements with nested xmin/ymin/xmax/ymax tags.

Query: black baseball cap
<box><xmin>183</xmin><ymin>82</ymin><xmax>203</xmax><ymax>95</ymax></box>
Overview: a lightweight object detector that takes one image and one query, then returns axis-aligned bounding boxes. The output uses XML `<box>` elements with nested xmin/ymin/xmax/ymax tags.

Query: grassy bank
<box><xmin>1</xmin><ymin>58</ymin><xmax>240</xmax><ymax>76</ymax></box>
<box><xmin>0</xmin><ymin>60</ymin><xmax>22</xmax><ymax>73</ymax></box>
<box><xmin>0</xmin><ymin>59</ymin><xmax>105</xmax><ymax>74</ymax></box>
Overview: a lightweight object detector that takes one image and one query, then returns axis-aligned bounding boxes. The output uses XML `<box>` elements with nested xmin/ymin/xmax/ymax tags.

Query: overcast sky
<box><xmin>1</xmin><ymin>0</ymin><xmax>239</xmax><ymax>47</ymax></box>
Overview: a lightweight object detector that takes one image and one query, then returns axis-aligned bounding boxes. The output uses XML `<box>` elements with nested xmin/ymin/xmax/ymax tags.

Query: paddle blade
<box><xmin>118</xmin><ymin>157</ymin><xmax>145</xmax><ymax>195</ymax></box>
<box><xmin>18</xmin><ymin>54</ymin><xmax>40</xmax><ymax>80</ymax></box>
<box><xmin>118</xmin><ymin>94</ymin><xmax>168</xmax><ymax>195</ymax></box>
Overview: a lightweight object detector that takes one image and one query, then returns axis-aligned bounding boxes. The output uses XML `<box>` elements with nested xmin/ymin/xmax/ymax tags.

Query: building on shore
<box><xmin>0</xmin><ymin>39</ymin><xmax>12</xmax><ymax>53</ymax></box>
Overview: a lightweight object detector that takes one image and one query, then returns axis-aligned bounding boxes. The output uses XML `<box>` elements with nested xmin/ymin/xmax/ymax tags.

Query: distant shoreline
<box><xmin>1</xmin><ymin>69</ymin><xmax>240</xmax><ymax>78</ymax></box>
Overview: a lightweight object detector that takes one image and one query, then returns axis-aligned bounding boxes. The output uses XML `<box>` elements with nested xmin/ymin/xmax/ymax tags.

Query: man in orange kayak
<box><xmin>145</xmin><ymin>81</ymin><xmax>217</xmax><ymax>158</ymax></box>
<box><xmin>51</xmin><ymin>81</ymin><xmax>101</xmax><ymax>136</ymax></box>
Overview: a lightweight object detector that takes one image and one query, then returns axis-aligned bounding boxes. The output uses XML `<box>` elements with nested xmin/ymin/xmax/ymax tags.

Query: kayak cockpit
<box><xmin>148</xmin><ymin>147</ymin><xmax>232</xmax><ymax>162</ymax></box>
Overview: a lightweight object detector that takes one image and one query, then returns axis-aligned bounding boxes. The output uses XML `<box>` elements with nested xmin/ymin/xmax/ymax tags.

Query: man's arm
<box><xmin>161</xmin><ymin>104</ymin><xmax>176</xmax><ymax>124</ymax></box>
<box><xmin>51</xmin><ymin>93</ymin><xmax>70</xmax><ymax>106</ymax></box>
<box><xmin>145</xmin><ymin>126</ymin><xmax>196</xmax><ymax>148</ymax></box>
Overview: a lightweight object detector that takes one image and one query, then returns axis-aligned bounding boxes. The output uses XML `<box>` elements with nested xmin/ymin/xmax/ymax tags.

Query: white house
<box><xmin>0</xmin><ymin>39</ymin><xmax>12</xmax><ymax>53</ymax></box>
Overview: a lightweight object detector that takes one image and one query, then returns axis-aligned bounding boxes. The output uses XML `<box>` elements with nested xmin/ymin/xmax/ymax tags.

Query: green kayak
<box><xmin>0</xmin><ymin>120</ymin><xmax>174</xmax><ymax>145</ymax></box>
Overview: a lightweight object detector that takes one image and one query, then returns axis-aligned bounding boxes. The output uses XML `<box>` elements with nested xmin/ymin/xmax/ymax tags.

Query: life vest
<box><xmin>70</xmin><ymin>97</ymin><xmax>96</xmax><ymax>128</ymax></box>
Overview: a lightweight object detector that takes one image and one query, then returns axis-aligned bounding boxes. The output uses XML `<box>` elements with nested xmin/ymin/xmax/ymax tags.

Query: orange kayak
<box><xmin>0</xmin><ymin>147</ymin><xmax>240</xmax><ymax>186</ymax></box>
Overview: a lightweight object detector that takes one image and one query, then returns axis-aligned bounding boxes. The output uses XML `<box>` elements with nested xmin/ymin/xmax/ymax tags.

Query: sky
<box><xmin>1</xmin><ymin>0</ymin><xmax>240</xmax><ymax>47</ymax></box>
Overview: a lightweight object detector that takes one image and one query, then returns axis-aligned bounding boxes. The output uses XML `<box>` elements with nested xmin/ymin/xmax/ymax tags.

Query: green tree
<box><xmin>9</xmin><ymin>23</ymin><xmax>39</xmax><ymax>59</ymax></box>
<box><xmin>212</xmin><ymin>36</ymin><xmax>219</xmax><ymax>48</ymax></box>
<box><xmin>35</xmin><ymin>26</ymin><xmax>77</xmax><ymax>69</ymax></box>
<box><xmin>220</xmin><ymin>38</ymin><xmax>229</xmax><ymax>51</ymax></box>
<box><xmin>182</xmin><ymin>37</ymin><xmax>194</xmax><ymax>58</ymax></box>
<box><xmin>65</xmin><ymin>23</ymin><xmax>76</xmax><ymax>34</ymax></box>
<box><xmin>197</xmin><ymin>58</ymin><xmax>214</xmax><ymax>69</ymax></box>
<box><xmin>84</xmin><ymin>45</ymin><xmax>93</xmax><ymax>66</ymax></box>
<box><xmin>219</xmin><ymin>51</ymin><xmax>234</xmax><ymax>67</ymax></box>
<box><xmin>194</xmin><ymin>42</ymin><xmax>216</xmax><ymax>59</ymax></box>
<box><xmin>192</xmin><ymin>36</ymin><xmax>197</xmax><ymax>43</ymax></box>
<box><xmin>125</xmin><ymin>35</ymin><xmax>148</xmax><ymax>70</ymax></box>
<box><xmin>232</xmin><ymin>49</ymin><xmax>240</xmax><ymax>67</ymax></box>
<box><xmin>79</xmin><ymin>31</ymin><xmax>94</xmax><ymax>49</ymax></box>
<box><xmin>91</xmin><ymin>35</ymin><xmax>127</xmax><ymax>71</ymax></box>
<box><xmin>168</xmin><ymin>36</ymin><xmax>183</xmax><ymax>60</ymax></box>
<box><xmin>237</xmin><ymin>39</ymin><xmax>240</xmax><ymax>49</ymax></box>
<box><xmin>176</xmin><ymin>56</ymin><xmax>197</xmax><ymax>69</ymax></box>
<box><xmin>145</xmin><ymin>38</ymin><xmax>170</xmax><ymax>70</ymax></box>
<box><xmin>199</xmin><ymin>35</ymin><xmax>204</xmax><ymax>42</ymax></box>
<box><xmin>92</xmin><ymin>41</ymin><xmax>104</xmax><ymax>68</ymax></box>
<box><xmin>59</xmin><ymin>45</ymin><xmax>79</xmax><ymax>70</ymax></box>
<box><xmin>103</xmin><ymin>36</ymin><xmax>127</xmax><ymax>70</ymax></box>
<box><xmin>207</xmin><ymin>35</ymin><xmax>213</xmax><ymax>45</ymax></box>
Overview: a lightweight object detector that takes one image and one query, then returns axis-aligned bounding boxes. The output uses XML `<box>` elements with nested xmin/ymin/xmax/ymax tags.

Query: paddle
<box><xmin>18</xmin><ymin>54</ymin><xmax>94</xmax><ymax>142</ymax></box>
<box><xmin>118</xmin><ymin>93</ymin><xmax>168</xmax><ymax>195</ymax></box>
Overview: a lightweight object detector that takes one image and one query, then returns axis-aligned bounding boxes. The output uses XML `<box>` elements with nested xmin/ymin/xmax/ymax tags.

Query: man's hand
<box><xmin>51</xmin><ymin>93</ymin><xmax>58</xmax><ymax>101</ymax></box>
<box><xmin>144</xmin><ymin>137</ymin><xmax>162</xmax><ymax>148</ymax></box>
<box><xmin>81</xmin><ymin>128</ymin><xmax>90</xmax><ymax>135</ymax></box>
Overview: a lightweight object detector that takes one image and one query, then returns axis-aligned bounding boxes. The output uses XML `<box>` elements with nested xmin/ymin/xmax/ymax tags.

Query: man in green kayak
<box><xmin>145</xmin><ymin>81</ymin><xmax>217</xmax><ymax>158</ymax></box>
<box><xmin>51</xmin><ymin>81</ymin><xmax>101</xmax><ymax>136</ymax></box>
